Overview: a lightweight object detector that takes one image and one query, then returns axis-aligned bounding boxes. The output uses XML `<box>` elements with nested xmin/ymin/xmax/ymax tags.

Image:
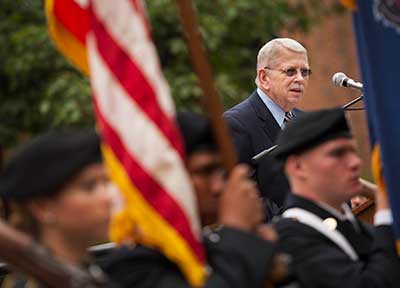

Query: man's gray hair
<box><xmin>255</xmin><ymin>38</ymin><xmax>308</xmax><ymax>86</ymax></box>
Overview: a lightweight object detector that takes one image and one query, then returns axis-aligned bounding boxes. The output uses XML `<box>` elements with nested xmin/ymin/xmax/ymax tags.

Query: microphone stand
<box><xmin>342</xmin><ymin>94</ymin><xmax>364</xmax><ymax>110</ymax></box>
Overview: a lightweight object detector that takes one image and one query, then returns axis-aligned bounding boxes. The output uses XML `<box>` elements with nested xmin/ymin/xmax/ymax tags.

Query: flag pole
<box><xmin>175</xmin><ymin>0</ymin><xmax>237</xmax><ymax>171</ymax></box>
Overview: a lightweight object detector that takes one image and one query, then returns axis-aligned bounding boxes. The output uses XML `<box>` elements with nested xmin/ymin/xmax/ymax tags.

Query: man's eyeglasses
<box><xmin>264</xmin><ymin>67</ymin><xmax>312</xmax><ymax>78</ymax></box>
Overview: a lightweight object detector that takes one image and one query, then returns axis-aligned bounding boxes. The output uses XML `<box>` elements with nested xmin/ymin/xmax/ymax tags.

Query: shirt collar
<box><xmin>317</xmin><ymin>202</ymin><xmax>360</xmax><ymax>231</ymax></box>
<box><xmin>286</xmin><ymin>193</ymin><xmax>360</xmax><ymax>231</ymax></box>
<box><xmin>257</xmin><ymin>88</ymin><xmax>286</xmax><ymax>129</ymax></box>
<box><xmin>317</xmin><ymin>202</ymin><xmax>354</xmax><ymax>221</ymax></box>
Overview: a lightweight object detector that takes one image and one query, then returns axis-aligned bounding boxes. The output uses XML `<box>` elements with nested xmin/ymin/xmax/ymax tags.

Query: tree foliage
<box><xmin>0</xmin><ymin>0</ymin><xmax>337</xmax><ymax>147</ymax></box>
<box><xmin>0</xmin><ymin>0</ymin><xmax>92</xmax><ymax>147</ymax></box>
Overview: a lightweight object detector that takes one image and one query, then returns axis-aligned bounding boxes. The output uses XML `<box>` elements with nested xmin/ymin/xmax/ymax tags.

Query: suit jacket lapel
<box><xmin>249</xmin><ymin>90</ymin><xmax>281</xmax><ymax>142</ymax></box>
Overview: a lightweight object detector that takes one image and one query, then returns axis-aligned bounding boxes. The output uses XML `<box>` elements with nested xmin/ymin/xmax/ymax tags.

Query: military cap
<box><xmin>0</xmin><ymin>130</ymin><xmax>102</xmax><ymax>200</ymax></box>
<box><xmin>271</xmin><ymin>108</ymin><xmax>351</xmax><ymax>161</ymax></box>
<box><xmin>176</xmin><ymin>112</ymin><xmax>216</xmax><ymax>155</ymax></box>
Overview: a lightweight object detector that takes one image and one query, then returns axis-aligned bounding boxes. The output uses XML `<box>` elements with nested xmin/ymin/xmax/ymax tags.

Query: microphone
<box><xmin>332</xmin><ymin>72</ymin><xmax>363</xmax><ymax>91</ymax></box>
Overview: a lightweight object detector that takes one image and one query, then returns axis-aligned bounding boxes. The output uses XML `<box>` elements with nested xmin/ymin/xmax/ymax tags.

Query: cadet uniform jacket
<box><xmin>275</xmin><ymin>194</ymin><xmax>400</xmax><ymax>288</ymax></box>
<box><xmin>101</xmin><ymin>227</ymin><xmax>275</xmax><ymax>288</ymax></box>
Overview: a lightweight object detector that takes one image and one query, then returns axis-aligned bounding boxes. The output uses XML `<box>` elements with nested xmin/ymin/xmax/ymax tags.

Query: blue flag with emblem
<box><xmin>352</xmin><ymin>0</ymin><xmax>400</xmax><ymax>250</ymax></box>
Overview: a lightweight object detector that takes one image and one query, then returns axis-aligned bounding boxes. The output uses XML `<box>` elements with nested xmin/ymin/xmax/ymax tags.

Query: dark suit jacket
<box><xmin>223</xmin><ymin>90</ymin><xmax>292</xmax><ymax>214</ymax></box>
<box><xmin>101</xmin><ymin>227</ymin><xmax>276</xmax><ymax>288</ymax></box>
<box><xmin>275</xmin><ymin>194</ymin><xmax>400</xmax><ymax>288</ymax></box>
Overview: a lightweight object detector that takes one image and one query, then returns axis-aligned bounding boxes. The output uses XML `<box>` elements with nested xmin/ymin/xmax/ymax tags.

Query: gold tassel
<box><xmin>341</xmin><ymin>0</ymin><xmax>357</xmax><ymax>10</ymax></box>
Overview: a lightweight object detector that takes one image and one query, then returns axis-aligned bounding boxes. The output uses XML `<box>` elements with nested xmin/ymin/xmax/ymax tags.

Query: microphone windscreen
<box><xmin>332</xmin><ymin>72</ymin><xmax>347</xmax><ymax>87</ymax></box>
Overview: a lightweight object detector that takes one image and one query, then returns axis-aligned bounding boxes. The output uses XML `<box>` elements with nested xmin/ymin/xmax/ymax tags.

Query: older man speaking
<box><xmin>224</xmin><ymin>38</ymin><xmax>311</xmax><ymax>218</ymax></box>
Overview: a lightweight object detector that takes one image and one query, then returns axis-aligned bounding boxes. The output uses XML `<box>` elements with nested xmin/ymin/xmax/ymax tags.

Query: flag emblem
<box><xmin>374</xmin><ymin>0</ymin><xmax>400</xmax><ymax>33</ymax></box>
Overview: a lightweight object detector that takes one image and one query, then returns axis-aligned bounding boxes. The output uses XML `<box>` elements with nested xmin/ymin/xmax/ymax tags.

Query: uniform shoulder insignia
<box><xmin>322</xmin><ymin>217</ymin><xmax>338</xmax><ymax>231</ymax></box>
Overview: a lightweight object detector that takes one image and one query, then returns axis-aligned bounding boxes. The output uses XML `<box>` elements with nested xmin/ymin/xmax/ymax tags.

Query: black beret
<box><xmin>271</xmin><ymin>108</ymin><xmax>351</xmax><ymax>161</ymax></box>
<box><xmin>0</xmin><ymin>130</ymin><xmax>102</xmax><ymax>200</ymax></box>
<box><xmin>176</xmin><ymin>112</ymin><xmax>216</xmax><ymax>155</ymax></box>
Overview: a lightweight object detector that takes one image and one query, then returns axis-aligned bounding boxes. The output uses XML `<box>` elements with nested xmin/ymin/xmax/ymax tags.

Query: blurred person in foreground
<box><xmin>0</xmin><ymin>130</ymin><xmax>113</xmax><ymax>287</ymax></box>
<box><xmin>101</xmin><ymin>112</ymin><xmax>291</xmax><ymax>288</ymax></box>
<box><xmin>271</xmin><ymin>108</ymin><xmax>400</xmax><ymax>288</ymax></box>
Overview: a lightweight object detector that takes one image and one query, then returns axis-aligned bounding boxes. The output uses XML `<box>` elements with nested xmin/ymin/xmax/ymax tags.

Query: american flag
<box><xmin>45</xmin><ymin>0</ymin><xmax>207</xmax><ymax>285</ymax></box>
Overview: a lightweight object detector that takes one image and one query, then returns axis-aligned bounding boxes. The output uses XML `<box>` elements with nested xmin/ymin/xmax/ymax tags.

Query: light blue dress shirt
<box><xmin>257</xmin><ymin>88</ymin><xmax>286</xmax><ymax>129</ymax></box>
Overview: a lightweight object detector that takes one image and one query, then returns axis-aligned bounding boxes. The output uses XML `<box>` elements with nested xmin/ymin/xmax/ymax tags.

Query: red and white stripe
<box><xmin>90</xmin><ymin>0</ymin><xmax>174</xmax><ymax>118</ymax></box>
<box><xmin>88</xmin><ymin>42</ymin><xmax>202</xmax><ymax>237</ymax></box>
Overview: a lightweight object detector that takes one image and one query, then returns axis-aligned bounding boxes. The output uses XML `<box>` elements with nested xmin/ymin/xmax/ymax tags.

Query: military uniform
<box><xmin>1</xmin><ymin>261</ymin><xmax>112</xmax><ymax>288</ymax></box>
<box><xmin>101</xmin><ymin>227</ymin><xmax>275</xmax><ymax>288</ymax></box>
<box><xmin>270</xmin><ymin>108</ymin><xmax>400</xmax><ymax>287</ymax></box>
<box><xmin>275</xmin><ymin>194</ymin><xmax>400</xmax><ymax>288</ymax></box>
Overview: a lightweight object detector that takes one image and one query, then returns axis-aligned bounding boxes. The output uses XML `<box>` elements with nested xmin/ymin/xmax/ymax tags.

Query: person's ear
<box><xmin>26</xmin><ymin>199</ymin><xmax>56</xmax><ymax>225</ymax></box>
<box><xmin>258</xmin><ymin>68</ymin><xmax>270</xmax><ymax>91</ymax></box>
<box><xmin>285</xmin><ymin>156</ymin><xmax>305</xmax><ymax>179</ymax></box>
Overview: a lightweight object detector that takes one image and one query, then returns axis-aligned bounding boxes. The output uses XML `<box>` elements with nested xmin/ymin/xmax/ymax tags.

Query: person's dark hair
<box><xmin>176</xmin><ymin>112</ymin><xmax>216</xmax><ymax>155</ymax></box>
